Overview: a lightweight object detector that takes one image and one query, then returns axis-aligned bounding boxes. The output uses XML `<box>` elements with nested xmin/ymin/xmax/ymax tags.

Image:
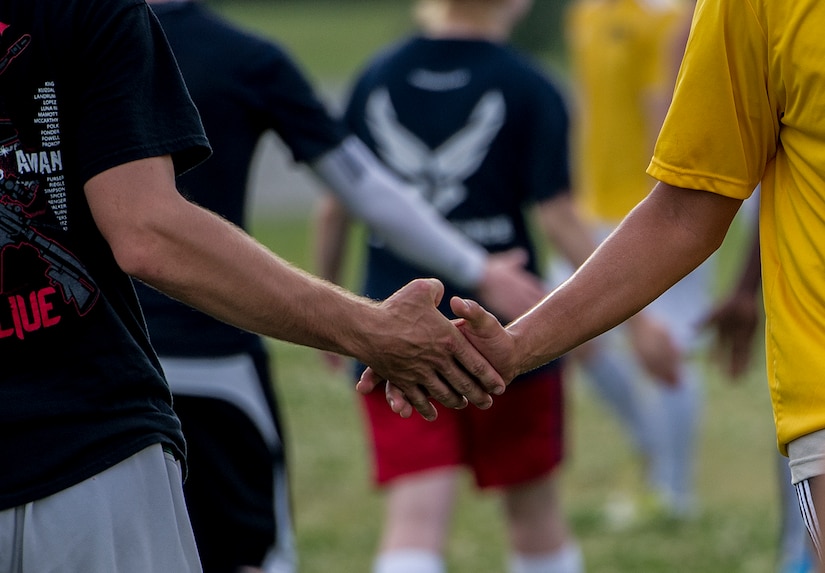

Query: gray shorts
<box><xmin>0</xmin><ymin>443</ymin><xmax>201</xmax><ymax>573</ymax></box>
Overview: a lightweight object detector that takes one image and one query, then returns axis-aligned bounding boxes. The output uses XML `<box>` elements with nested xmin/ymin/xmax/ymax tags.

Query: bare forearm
<box><xmin>506</xmin><ymin>184</ymin><xmax>741</xmax><ymax>374</ymax></box>
<box><xmin>143</xmin><ymin>201</ymin><xmax>375</xmax><ymax>355</ymax></box>
<box><xmin>87</xmin><ymin>157</ymin><xmax>374</xmax><ymax>358</ymax></box>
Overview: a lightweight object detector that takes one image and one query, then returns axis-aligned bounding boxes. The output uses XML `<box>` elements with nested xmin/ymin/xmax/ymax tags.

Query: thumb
<box><xmin>416</xmin><ymin>277</ymin><xmax>445</xmax><ymax>307</ymax></box>
<box><xmin>450</xmin><ymin>296</ymin><xmax>515</xmax><ymax>385</ymax></box>
<box><xmin>450</xmin><ymin>296</ymin><xmax>498</xmax><ymax>335</ymax></box>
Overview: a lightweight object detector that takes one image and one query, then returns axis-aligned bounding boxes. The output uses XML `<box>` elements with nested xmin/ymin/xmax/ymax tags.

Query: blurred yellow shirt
<box><xmin>648</xmin><ymin>0</ymin><xmax>825</xmax><ymax>455</ymax></box>
<box><xmin>566</xmin><ymin>0</ymin><xmax>688</xmax><ymax>223</ymax></box>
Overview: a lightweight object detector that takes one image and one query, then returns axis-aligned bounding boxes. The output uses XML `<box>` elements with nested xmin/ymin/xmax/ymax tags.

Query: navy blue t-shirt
<box><xmin>137</xmin><ymin>1</ymin><xmax>347</xmax><ymax>357</ymax></box>
<box><xmin>345</xmin><ymin>37</ymin><xmax>570</xmax><ymax>320</ymax></box>
<box><xmin>0</xmin><ymin>0</ymin><xmax>210</xmax><ymax>508</ymax></box>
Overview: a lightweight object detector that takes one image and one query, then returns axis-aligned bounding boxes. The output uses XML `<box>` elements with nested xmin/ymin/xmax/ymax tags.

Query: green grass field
<box><xmin>217</xmin><ymin>2</ymin><xmax>784</xmax><ymax>571</ymax></box>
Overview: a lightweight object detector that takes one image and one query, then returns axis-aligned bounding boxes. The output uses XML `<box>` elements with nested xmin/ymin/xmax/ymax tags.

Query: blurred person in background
<box><xmin>316</xmin><ymin>0</ymin><xmax>672</xmax><ymax>571</ymax></box>
<box><xmin>554</xmin><ymin>0</ymin><xmax>700</xmax><ymax>522</ymax></box>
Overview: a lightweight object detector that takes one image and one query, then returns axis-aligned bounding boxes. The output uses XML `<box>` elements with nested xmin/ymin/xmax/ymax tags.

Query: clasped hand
<box><xmin>357</xmin><ymin>288</ymin><xmax>517</xmax><ymax>420</ymax></box>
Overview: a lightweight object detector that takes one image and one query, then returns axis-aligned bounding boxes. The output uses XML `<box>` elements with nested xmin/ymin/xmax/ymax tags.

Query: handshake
<box><xmin>350</xmin><ymin>277</ymin><xmax>537</xmax><ymax>422</ymax></box>
<box><xmin>352</xmin><ymin>267</ymin><xmax>683</xmax><ymax>420</ymax></box>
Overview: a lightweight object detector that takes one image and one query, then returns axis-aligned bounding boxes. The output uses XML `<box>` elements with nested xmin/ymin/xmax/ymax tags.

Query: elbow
<box><xmin>105</xmin><ymin>224</ymin><xmax>169</xmax><ymax>284</ymax></box>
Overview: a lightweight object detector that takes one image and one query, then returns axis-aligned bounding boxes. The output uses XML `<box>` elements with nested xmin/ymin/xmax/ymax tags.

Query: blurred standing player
<box><xmin>0</xmin><ymin>0</ymin><xmax>508</xmax><ymax>571</ymax></box>
<box><xmin>558</xmin><ymin>0</ymin><xmax>699</xmax><ymax>520</ymax></box>
<box><xmin>315</xmin><ymin>1</ymin><xmax>599</xmax><ymax>571</ymax></box>
<box><xmin>143</xmin><ymin>2</ymin><xmax>546</xmax><ymax>572</ymax></box>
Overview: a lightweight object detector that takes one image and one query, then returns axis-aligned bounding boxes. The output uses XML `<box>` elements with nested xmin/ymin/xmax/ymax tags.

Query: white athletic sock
<box><xmin>652</xmin><ymin>363</ymin><xmax>701</xmax><ymax>514</ymax></box>
<box><xmin>373</xmin><ymin>549</ymin><xmax>444</xmax><ymax>573</ymax></box>
<box><xmin>509</xmin><ymin>544</ymin><xmax>584</xmax><ymax>573</ymax></box>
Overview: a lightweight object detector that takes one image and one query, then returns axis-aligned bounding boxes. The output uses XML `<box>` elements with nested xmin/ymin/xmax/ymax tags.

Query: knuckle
<box><xmin>432</xmin><ymin>388</ymin><xmax>461</xmax><ymax>408</ymax></box>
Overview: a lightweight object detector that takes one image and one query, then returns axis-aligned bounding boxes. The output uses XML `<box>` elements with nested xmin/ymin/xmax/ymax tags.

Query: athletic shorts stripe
<box><xmin>795</xmin><ymin>479</ymin><xmax>822</xmax><ymax>560</ymax></box>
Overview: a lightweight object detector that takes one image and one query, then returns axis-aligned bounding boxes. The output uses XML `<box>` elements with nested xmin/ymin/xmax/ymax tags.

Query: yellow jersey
<box><xmin>648</xmin><ymin>0</ymin><xmax>825</xmax><ymax>455</ymax></box>
<box><xmin>566</xmin><ymin>0</ymin><xmax>688</xmax><ymax>223</ymax></box>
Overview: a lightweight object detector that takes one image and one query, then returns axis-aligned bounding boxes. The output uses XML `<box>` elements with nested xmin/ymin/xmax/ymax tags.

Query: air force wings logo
<box><xmin>365</xmin><ymin>88</ymin><xmax>505</xmax><ymax>215</ymax></box>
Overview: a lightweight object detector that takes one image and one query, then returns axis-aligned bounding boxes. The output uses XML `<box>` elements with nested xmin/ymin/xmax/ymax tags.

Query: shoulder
<box><xmin>83</xmin><ymin>0</ymin><xmax>155</xmax><ymax>31</ymax></box>
<box><xmin>346</xmin><ymin>38</ymin><xmax>416</xmax><ymax>99</ymax></box>
<box><xmin>496</xmin><ymin>45</ymin><xmax>567</xmax><ymax>100</ymax></box>
<box><xmin>160</xmin><ymin>3</ymin><xmax>288</xmax><ymax>58</ymax></box>
<box><xmin>354</xmin><ymin>37</ymin><xmax>418</xmax><ymax>79</ymax></box>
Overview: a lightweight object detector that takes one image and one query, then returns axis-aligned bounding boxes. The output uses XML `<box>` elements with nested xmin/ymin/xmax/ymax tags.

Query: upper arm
<box><xmin>84</xmin><ymin>155</ymin><xmax>184</xmax><ymax>277</ymax></box>
<box><xmin>640</xmin><ymin>182</ymin><xmax>742</xmax><ymax>253</ymax></box>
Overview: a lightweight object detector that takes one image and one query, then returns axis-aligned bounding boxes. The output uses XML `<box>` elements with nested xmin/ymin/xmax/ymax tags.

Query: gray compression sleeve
<box><xmin>310</xmin><ymin>135</ymin><xmax>486</xmax><ymax>290</ymax></box>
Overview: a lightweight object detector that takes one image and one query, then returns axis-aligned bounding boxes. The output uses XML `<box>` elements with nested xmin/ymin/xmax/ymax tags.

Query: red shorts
<box><xmin>361</xmin><ymin>366</ymin><xmax>566</xmax><ymax>490</ymax></box>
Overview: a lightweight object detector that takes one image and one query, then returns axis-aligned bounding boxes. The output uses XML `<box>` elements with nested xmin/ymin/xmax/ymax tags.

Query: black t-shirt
<box><xmin>346</xmin><ymin>39</ymin><xmax>569</xmax><ymax>299</ymax></box>
<box><xmin>0</xmin><ymin>0</ymin><xmax>210</xmax><ymax>509</ymax></box>
<box><xmin>345</xmin><ymin>37</ymin><xmax>571</xmax><ymax>375</ymax></box>
<box><xmin>137</xmin><ymin>1</ymin><xmax>346</xmax><ymax>357</ymax></box>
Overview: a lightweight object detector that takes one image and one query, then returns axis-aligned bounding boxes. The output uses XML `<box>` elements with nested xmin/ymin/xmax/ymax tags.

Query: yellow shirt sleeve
<box><xmin>647</xmin><ymin>0</ymin><xmax>778</xmax><ymax>199</ymax></box>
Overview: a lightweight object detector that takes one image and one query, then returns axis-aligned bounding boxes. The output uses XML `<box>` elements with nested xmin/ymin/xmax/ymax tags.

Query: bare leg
<box><xmin>503</xmin><ymin>472</ymin><xmax>583</xmax><ymax>572</ymax></box>
<box><xmin>504</xmin><ymin>473</ymin><xmax>571</xmax><ymax>553</ymax></box>
<box><xmin>372</xmin><ymin>467</ymin><xmax>459</xmax><ymax>573</ymax></box>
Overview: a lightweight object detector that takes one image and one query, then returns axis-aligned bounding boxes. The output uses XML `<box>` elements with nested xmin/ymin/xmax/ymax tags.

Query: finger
<box><xmin>438</xmin><ymin>335</ymin><xmax>502</xmax><ymax>406</ymax></box>
<box><xmin>451</xmin><ymin>296</ymin><xmax>502</xmax><ymax>342</ymax></box>
<box><xmin>362</xmin><ymin>367</ymin><xmax>440</xmax><ymax>420</ymax></box>
<box><xmin>452</xmin><ymin>296</ymin><xmax>515</xmax><ymax>389</ymax></box>
<box><xmin>385</xmin><ymin>382</ymin><xmax>414</xmax><ymax>419</ymax></box>
<box><xmin>415</xmin><ymin>370</ymin><xmax>475</xmax><ymax>411</ymax></box>
<box><xmin>445</xmin><ymin>356</ymin><xmax>499</xmax><ymax>407</ymax></box>
<box><xmin>398</xmin><ymin>383</ymin><xmax>439</xmax><ymax>421</ymax></box>
<box><xmin>432</xmin><ymin>366</ymin><xmax>488</xmax><ymax>410</ymax></box>
<box><xmin>451</xmin><ymin>295</ymin><xmax>483</xmax><ymax>324</ymax></box>
<box><xmin>356</xmin><ymin>367</ymin><xmax>385</xmax><ymax>395</ymax></box>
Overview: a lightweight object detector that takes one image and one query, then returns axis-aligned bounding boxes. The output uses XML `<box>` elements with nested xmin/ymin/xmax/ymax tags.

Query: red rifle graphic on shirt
<box><xmin>0</xmin><ymin>33</ymin><xmax>30</xmax><ymax>76</ymax></box>
<box><xmin>1</xmin><ymin>176</ymin><xmax>98</xmax><ymax>314</ymax></box>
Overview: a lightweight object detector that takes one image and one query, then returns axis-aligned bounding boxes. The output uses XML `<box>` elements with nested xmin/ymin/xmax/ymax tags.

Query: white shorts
<box><xmin>0</xmin><ymin>443</ymin><xmax>201</xmax><ymax>573</ymax></box>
